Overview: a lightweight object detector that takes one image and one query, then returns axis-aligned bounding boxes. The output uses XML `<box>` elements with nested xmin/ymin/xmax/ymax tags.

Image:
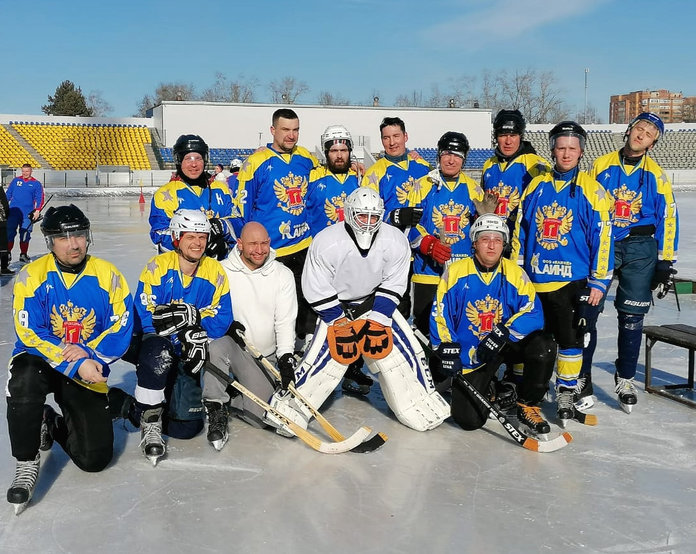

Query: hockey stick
<box><xmin>411</xmin><ymin>328</ymin><xmax>572</xmax><ymax>453</ymax></box>
<box><xmin>236</xmin><ymin>331</ymin><xmax>387</xmax><ymax>453</ymax></box>
<box><xmin>29</xmin><ymin>194</ymin><xmax>54</xmax><ymax>226</ymax></box>
<box><xmin>203</xmin><ymin>361</ymin><xmax>371</xmax><ymax>454</ymax></box>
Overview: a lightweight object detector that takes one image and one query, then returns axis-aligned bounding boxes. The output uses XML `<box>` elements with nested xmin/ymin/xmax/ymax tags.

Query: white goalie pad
<box><xmin>364</xmin><ymin>311</ymin><xmax>450</xmax><ymax>431</ymax></box>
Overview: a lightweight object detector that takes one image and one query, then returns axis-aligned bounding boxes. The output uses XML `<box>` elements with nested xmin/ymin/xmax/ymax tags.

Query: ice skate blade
<box><xmin>574</xmin><ymin>396</ymin><xmax>595</xmax><ymax>411</ymax></box>
<box><xmin>210</xmin><ymin>437</ymin><xmax>228</xmax><ymax>451</ymax></box>
<box><xmin>342</xmin><ymin>381</ymin><xmax>371</xmax><ymax>396</ymax></box>
<box><xmin>13</xmin><ymin>501</ymin><xmax>29</xmax><ymax>515</ymax></box>
<box><xmin>558</xmin><ymin>417</ymin><xmax>570</xmax><ymax>429</ymax></box>
<box><xmin>620</xmin><ymin>402</ymin><xmax>633</xmax><ymax>414</ymax></box>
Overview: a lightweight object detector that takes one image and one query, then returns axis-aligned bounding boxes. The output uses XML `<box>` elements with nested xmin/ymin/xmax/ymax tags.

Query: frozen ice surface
<box><xmin>0</xmin><ymin>191</ymin><xmax>695</xmax><ymax>553</ymax></box>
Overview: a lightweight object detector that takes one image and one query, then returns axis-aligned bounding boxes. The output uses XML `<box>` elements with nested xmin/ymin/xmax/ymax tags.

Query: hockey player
<box><xmin>132</xmin><ymin>209</ymin><xmax>233</xmax><ymax>464</ymax></box>
<box><xmin>202</xmin><ymin>221</ymin><xmax>297</xmax><ymax>448</ymax></box>
<box><xmin>512</xmin><ymin>121</ymin><xmax>614</xmax><ymax>427</ymax></box>
<box><xmin>149</xmin><ymin>134</ymin><xmax>239</xmax><ymax>260</ymax></box>
<box><xmin>271</xmin><ymin>188</ymin><xmax>450</xmax><ymax>433</ymax></box>
<box><xmin>305</xmin><ymin>124</ymin><xmax>371</xmax><ymax>395</ymax></box>
<box><xmin>6</xmin><ymin>204</ymin><xmax>134</xmax><ymax>514</ymax></box>
<box><xmin>582</xmin><ymin>112</ymin><xmax>679</xmax><ymax>413</ymax></box>
<box><xmin>235</xmin><ymin>108</ymin><xmax>319</xmax><ymax>340</ymax></box>
<box><xmin>406</xmin><ymin>131</ymin><xmax>484</xmax><ymax>337</ymax></box>
<box><xmin>6</xmin><ymin>163</ymin><xmax>44</xmax><ymax>264</ymax></box>
<box><xmin>481</xmin><ymin>110</ymin><xmax>550</xmax><ymax>233</ymax></box>
<box><xmin>431</xmin><ymin>214</ymin><xmax>555</xmax><ymax>437</ymax></box>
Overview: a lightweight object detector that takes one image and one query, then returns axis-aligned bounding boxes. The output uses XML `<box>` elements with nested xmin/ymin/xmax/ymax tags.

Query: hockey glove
<box><xmin>277</xmin><ymin>353</ymin><xmax>297</xmax><ymax>391</ymax></box>
<box><xmin>358</xmin><ymin>320</ymin><xmax>393</xmax><ymax>359</ymax></box>
<box><xmin>178</xmin><ymin>325</ymin><xmax>208</xmax><ymax>375</ymax></box>
<box><xmin>419</xmin><ymin>235</ymin><xmax>451</xmax><ymax>264</ymax></box>
<box><xmin>436</xmin><ymin>342</ymin><xmax>462</xmax><ymax>376</ymax></box>
<box><xmin>327</xmin><ymin>317</ymin><xmax>363</xmax><ymax>364</ymax></box>
<box><xmin>152</xmin><ymin>303</ymin><xmax>200</xmax><ymax>336</ymax></box>
<box><xmin>226</xmin><ymin>320</ymin><xmax>247</xmax><ymax>347</ymax></box>
<box><xmin>473</xmin><ymin>190</ymin><xmax>500</xmax><ymax>216</ymax></box>
<box><xmin>476</xmin><ymin>324</ymin><xmax>510</xmax><ymax>365</ymax></box>
<box><xmin>651</xmin><ymin>260</ymin><xmax>677</xmax><ymax>300</ymax></box>
<box><xmin>390</xmin><ymin>207</ymin><xmax>424</xmax><ymax>230</ymax></box>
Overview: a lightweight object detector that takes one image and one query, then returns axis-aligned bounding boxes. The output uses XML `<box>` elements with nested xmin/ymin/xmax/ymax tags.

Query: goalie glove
<box><xmin>358</xmin><ymin>320</ymin><xmax>393</xmax><ymax>359</ymax></box>
<box><xmin>476</xmin><ymin>324</ymin><xmax>510</xmax><ymax>365</ymax></box>
<box><xmin>178</xmin><ymin>325</ymin><xmax>208</xmax><ymax>375</ymax></box>
<box><xmin>419</xmin><ymin>234</ymin><xmax>451</xmax><ymax>264</ymax></box>
<box><xmin>327</xmin><ymin>317</ymin><xmax>363</xmax><ymax>364</ymax></box>
<box><xmin>152</xmin><ymin>302</ymin><xmax>200</xmax><ymax>336</ymax></box>
<box><xmin>436</xmin><ymin>342</ymin><xmax>462</xmax><ymax>376</ymax></box>
<box><xmin>651</xmin><ymin>260</ymin><xmax>677</xmax><ymax>300</ymax></box>
<box><xmin>390</xmin><ymin>207</ymin><xmax>424</xmax><ymax>230</ymax></box>
<box><xmin>277</xmin><ymin>353</ymin><xmax>297</xmax><ymax>391</ymax></box>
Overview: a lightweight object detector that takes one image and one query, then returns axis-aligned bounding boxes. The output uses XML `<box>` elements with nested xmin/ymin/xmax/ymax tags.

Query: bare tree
<box><xmin>395</xmin><ymin>90</ymin><xmax>424</xmax><ymax>107</ymax></box>
<box><xmin>269</xmin><ymin>76</ymin><xmax>309</xmax><ymax>104</ymax></box>
<box><xmin>135</xmin><ymin>82</ymin><xmax>195</xmax><ymax>116</ymax></box>
<box><xmin>575</xmin><ymin>103</ymin><xmax>603</xmax><ymax>124</ymax></box>
<box><xmin>682</xmin><ymin>97</ymin><xmax>696</xmax><ymax>123</ymax></box>
<box><xmin>200</xmin><ymin>72</ymin><xmax>258</xmax><ymax>103</ymax></box>
<box><xmin>426</xmin><ymin>78</ymin><xmax>477</xmax><ymax>108</ymax></box>
<box><xmin>317</xmin><ymin>91</ymin><xmax>350</xmax><ymax>106</ymax></box>
<box><xmin>86</xmin><ymin>90</ymin><xmax>113</xmax><ymax>116</ymax></box>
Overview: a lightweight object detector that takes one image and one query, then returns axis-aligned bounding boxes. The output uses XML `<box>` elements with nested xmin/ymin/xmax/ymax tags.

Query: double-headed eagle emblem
<box><xmin>432</xmin><ymin>199</ymin><xmax>471</xmax><ymax>244</ymax></box>
<box><xmin>274</xmin><ymin>172</ymin><xmax>307</xmax><ymax>216</ymax></box>
<box><xmin>324</xmin><ymin>192</ymin><xmax>348</xmax><ymax>224</ymax></box>
<box><xmin>535</xmin><ymin>201</ymin><xmax>573</xmax><ymax>250</ymax></box>
<box><xmin>611</xmin><ymin>185</ymin><xmax>642</xmax><ymax>228</ymax></box>
<box><xmin>50</xmin><ymin>301</ymin><xmax>96</xmax><ymax>343</ymax></box>
<box><xmin>466</xmin><ymin>295</ymin><xmax>502</xmax><ymax>339</ymax></box>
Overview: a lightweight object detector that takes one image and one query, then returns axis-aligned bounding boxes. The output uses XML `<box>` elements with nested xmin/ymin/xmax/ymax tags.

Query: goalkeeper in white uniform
<box><xmin>271</xmin><ymin>188</ymin><xmax>450</xmax><ymax>432</ymax></box>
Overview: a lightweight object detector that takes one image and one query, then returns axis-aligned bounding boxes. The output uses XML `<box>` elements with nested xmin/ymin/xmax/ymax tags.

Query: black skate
<box><xmin>614</xmin><ymin>373</ymin><xmax>637</xmax><ymax>414</ymax></box>
<box><xmin>573</xmin><ymin>374</ymin><xmax>595</xmax><ymax>411</ymax></box>
<box><xmin>205</xmin><ymin>401</ymin><xmax>229</xmax><ymax>451</ymax></box>
<box><xmin>493</xmin><ymin>378</ymin><xmax>518</xmax><ymax>413</ymax></box>
<box><xmin>39</xmin><ymin>405</ymin><xmax>57</xmax><ymax>451</ymax></box>
<box><xmin>19</xmin><ymin>253</ymin><xmax>31</xmax><ymax>264</ymax></box>
<box><xmin>7</xmin><ymin>455</ymin><xmax>40</xmax><ymax>515</ymax></box>
<box><xmin>342</xmin><ymin>362</ymin><xmax>373</xmax><ymax>396</ymax></box>
<box><xmin>516</xmin><ymin>402</ymin><xmax>550</xmax><ymax>440</ymax></box>
<box><xmin>557</xmin><ymin>385</ymin><xmax>597</xmax><ymax>427</ymax></box>
<box><xmin>140</xmin><ymin>407</ymin><xmax>165</xmax><ymax>466</ymax></box>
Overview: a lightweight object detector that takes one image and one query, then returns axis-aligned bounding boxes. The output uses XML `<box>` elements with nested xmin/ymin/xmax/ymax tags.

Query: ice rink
<box><xmin>0</xmin><ymin>192</ymin><xmax>695</xmax><ymax>553</ymax></box>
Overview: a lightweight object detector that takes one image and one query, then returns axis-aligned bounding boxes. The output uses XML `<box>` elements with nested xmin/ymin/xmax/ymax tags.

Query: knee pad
<box><xmin>72</xmin><ymin>448</ymin><xmax>113</xmax><ymax>473</ymax></box>
<box><xmin>136</xmin><ymin>335</ymin><xmax>176</xmax><ymax>390</ymax></box>
<box><xmin>618</xmin><ymin>312</ymin><xmax>644</xmax><ymax>331</ymax></box>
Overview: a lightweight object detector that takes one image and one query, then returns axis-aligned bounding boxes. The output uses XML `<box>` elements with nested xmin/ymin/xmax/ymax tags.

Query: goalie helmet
<box><xmin>169</xmin><ymin>209</ymin><xmax>211</xmax><ymax>241</ymax></box>
<box><xmin>469</xmin><ymin>214</ymin><xmax>509</xmax><ymax>244</ymax></box>
<box><xmin>321</xmin><ymin>125</ymin><xmax>353</xmax><ymax>153</ymax></box>
<box><xmin>493</xmin><ymin>109</ymin><xmax>526</xmax><ymax>137</ymax></box>
<box><xmin>344</xmin><ymin>187</ymin><xmax>384</xmax><ymax>250</ymax></box>
<box><xmin>41</xmin><ymin>204</ymin><xmax>92</xmax><ymax>248</ymax></box>
<box><xmin>625</xmin><ymin>112</ymin><xmax>664</xmax><ymax>145</ymax></box>
<box><xmin>437</xmin><ymin>131</ymin><xmax>469</xmax><ymax>160</ymax></box>
<box><xmin>549</xmin><ymin>121</ymin><xmax>587</xmax><ymax>151</ymax></box>
<box><xmin>173</xmin><ymin>134</ymin><xmax>209</xmax><ymax>165</ymax></box>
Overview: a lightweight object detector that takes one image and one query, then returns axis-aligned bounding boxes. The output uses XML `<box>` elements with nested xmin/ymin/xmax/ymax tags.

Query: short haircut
<box><xmin>380</xmin><ymin>117</ymin><xmax>406</xmax><ymax>134</ymax></box>
<box><xmin>272</xmin><ymin>108</ymin><xmax>299</xmax><ymax>126</ymax></box>
<box><xmin>22</xmin><ymin>163</ymin><xmax>32</xmax><ymax>169</ymax></box>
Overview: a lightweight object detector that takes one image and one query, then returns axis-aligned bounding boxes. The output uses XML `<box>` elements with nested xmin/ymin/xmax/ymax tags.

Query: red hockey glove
<box><xmin>419</xmin><ymin>235</ymin><xmax>451</xmax><ymax>264</ymax></box>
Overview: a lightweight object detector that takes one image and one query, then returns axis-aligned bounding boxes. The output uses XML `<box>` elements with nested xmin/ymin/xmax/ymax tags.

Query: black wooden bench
<box><xmin>643</xmin><ymin>324</ymin><xmax>696</xmax><ymax>408</ymax></box>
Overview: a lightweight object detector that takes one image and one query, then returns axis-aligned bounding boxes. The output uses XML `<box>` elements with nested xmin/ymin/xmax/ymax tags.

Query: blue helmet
<box><xmin>626</xmin><ymin>112</ymin><xmax>664</xmax><ymax>144</ymax></box>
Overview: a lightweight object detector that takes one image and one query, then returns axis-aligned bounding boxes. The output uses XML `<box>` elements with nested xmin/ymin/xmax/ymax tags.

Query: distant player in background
<box><xmin>212</xmin><ymin>163</ymin><xmax>231</xmax><ymax>183</ymax></box>
<box><xmin>227</xmin><ymin>157</ymin><xmax>243</xmax><ymax>190</ymax></box>
<box><xmin>0</xmin><ymin>183</ymin><xmax>12</xmax><ymax>275</ymax></box>
<box><xmin>582</xmin><ymin>112</ymin><xmax>679</xmax><ymax>413</ymax></box>
<box><xmin>6</xmin><ymin>205</ymin><xmax>133</xmax><ymax>514</ymax></box>
<box><xmin>6</xmin><ymin>163</ymin><xmax>44</xmax><ymax>264</ymax></box>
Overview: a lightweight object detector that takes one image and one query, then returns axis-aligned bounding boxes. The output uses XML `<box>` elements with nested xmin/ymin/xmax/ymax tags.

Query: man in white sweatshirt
<box><xmin>202</xmin><ymin>221</ymin><xmax>297</xmax><ymax>449</ymax></box>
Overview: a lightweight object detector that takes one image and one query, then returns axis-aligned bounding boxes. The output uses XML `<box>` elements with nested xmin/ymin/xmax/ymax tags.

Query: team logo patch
<box><xmin>466</xmin><ymin>295</ymin><xmax>503</xmax><ymax>339</ymax></box>
<box><xmin>274</xmin><ymin>172</ymin><xmax>307</xmax><ymax>215</ymax></box>
<box><xmin>395</xmin><ymin>176</ymin><xmax>421</xmax><ymax>205</ymax></box>
<box><xmin>491</xmin><ymin>182</ymin><xmax>520</xmax><ymax>218</ymax></box>
<box><xmin>324</xmin><ymin>192</ymin><xmax>348</xmax><ymax>224</ymax></box>
<box><xmin>535</xmin><ymin>201</ymin><xmax>573</xmax><ymax>250</ymax></box>
<box><xmin>611</xmin><ymin>184</ymin><xmax>642</xmax><ymax>228</ymax></box>
<box><xmin>51</xmin><ymin>301</ymin><xmax>96</xmax><ymax>344</ymax></box>
<box><xmin>432</xmin><ymin>199</ymin><xmax>471</xmax><ymax>245</ymax></box>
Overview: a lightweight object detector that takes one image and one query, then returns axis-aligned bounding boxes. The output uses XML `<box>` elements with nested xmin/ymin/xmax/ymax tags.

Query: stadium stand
<box><xmin>0</xmin><ymin>125</ymin><xmax>39</xmax><ymax>168</ymax></box>
<box><xmin>11</xmin><ymin>122</ymin><xmax>152</xmax><ymax>171</ymax></box>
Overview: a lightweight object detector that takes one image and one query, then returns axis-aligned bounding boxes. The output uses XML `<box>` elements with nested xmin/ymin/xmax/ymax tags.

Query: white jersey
<box><xmin>301</xmin><ymin>222</ymin><xmax>410</xmax><ymax>326</ymax></box>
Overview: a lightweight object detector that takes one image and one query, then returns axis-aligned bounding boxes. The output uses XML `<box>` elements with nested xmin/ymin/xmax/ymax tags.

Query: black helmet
<box><xmin>549</xmin><ymin>121</ymin><xmax>587</xmax><ymax>151</ymax></box>
<box><xmin>173</xmin><ymin>134</ymin><xmax>209</xmax><ymax>165</ymax></box>
<box><xmin>437</xmin><ymin>131</ymin><xmax>469</xmax><ymax>159</ymax></box>
<box><xmin>493</xmin><ymin>109</ymin><xmax>526</xmax><ymax>137</ymax></box>
<box><xmin>41</xmin><ymin>204</ymin><xmax>90</xmax><ymax>236</ymax></box>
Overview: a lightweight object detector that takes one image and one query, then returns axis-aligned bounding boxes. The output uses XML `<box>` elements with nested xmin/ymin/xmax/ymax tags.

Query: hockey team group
<box><xmin>3</xmin><ymin>107</ymin><xmax>679</xmax><ymax>514</ymax></box>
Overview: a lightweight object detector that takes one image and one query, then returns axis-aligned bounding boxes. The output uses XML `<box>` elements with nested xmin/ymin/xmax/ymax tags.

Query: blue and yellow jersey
<box><xmin>362</xmin><ymin>153</ymin><xmax>431</xmax><ymax>222</ymax></box>
<box><xmin>306</xmin><ymin>167</ymin><xmax>359</xmax><ymax>236</ymax></box>
<box><xmin>235</xmin><ymin>145</ymin><xmax>318</xmax><ymax>256</ymax></box>
<box><xmin>512</xmin><ymin>168</ymin><xmax>614</xmax><ymax>294</ymax></box>
<box><xmin>406</xmin><ymin>171</ymin><xmax>483</xmax><ymax>285</ymax></box>
<box><xmin>149</xmin><ymin>177</ymin><xmax>239</xmax><ymax>251</ymax></box>
<box><xmin>12</xmin><ymin>254</ymin><xmax>134</xmax><ymax>393</ymax></box>
<box><xmin>591</xmin><ymin>151</ymin><xmax>678</xmax><ymax>261</ymax></box>
<box><xmin>430</xmin><ymin>256</ymin><xmax>544</xmax><ymax>370</ymax></box>
<box><xmin>134</xmin><ymin>251</ymin><xmax>233</xmax><ymax>341</ymax></box>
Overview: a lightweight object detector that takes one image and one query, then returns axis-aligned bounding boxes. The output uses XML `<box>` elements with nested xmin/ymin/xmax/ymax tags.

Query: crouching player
<box><xmin>6</xmin><ymin>205</ymin><xmax>134</xmax><ymax>514</ymax></box>
<box><xmin>272</xmin><ymin>188</ymin><xmax>450</xmax><ymax>432</ymax></box>
<box><xmin>430</xmin><ymin>214</ymin><xmax>556</xmax><ymax>437</ymax></box>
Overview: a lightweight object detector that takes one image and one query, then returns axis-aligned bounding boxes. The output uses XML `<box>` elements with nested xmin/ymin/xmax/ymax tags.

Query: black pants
<box><xmin>6</xmin><ymin>353</ymin><xmax>114</xmax><ymax>471</ymax></box>
<box><xmin>277</xmin><ymin>248</ymin><xmax>315</xmax><ymax>338</ymax></box>
<box><xmin>537</xmin><ymin>280</ymin><xmax>586</xmax><ymax>349</ymax></box>
<box><xmin>413</xmin><ymin>282</ymin><xmax>437</xmax><ymax>338</ymax></box>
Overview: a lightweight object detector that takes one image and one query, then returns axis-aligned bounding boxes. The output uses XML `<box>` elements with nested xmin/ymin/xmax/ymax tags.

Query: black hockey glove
<box><xmin>436</xmin><ymin>342</ymin><xmax>462</xmax><ymax>377</ymax></box>
<box><xmin>178</xmin><ymin>325</ymin><xmax>208</xmax><ymax>375</ymax></box>
<box><xmin>226</xmin><ymin>320</ymin><xmax>247</xmax><ymax>347</ymax></box>
<box><xmin>277</xmin><ymin>353</ymin><xmax>297</xmax><ymax>391</ymax></box>
<box><xmin>651</xmin><ymin>260</ymin><xmax>677</xmax><ymax>300</ymax></box>
<box><xmin>152</xmin><ymin>303</ymin><xmax>200</xmax><ymax>336</ymax></box>
<box><xmin>476</xmin><ymin>324</ymin><xmax>510</xmax><ymax>365</ymax></box>
<box><xmin>390</xmin><ymin>207</ymin><xmax>424</xmax><ymax>230</ymax></box>
<box><xmin>205</xmin><ymin>218</ymin><xmax>229</xmax><ymax>260</ymax></box>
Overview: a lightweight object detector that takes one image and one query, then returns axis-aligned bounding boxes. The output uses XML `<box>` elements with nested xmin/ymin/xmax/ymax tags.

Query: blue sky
<box><xmin>2</xmin><ymin>0</ymin><xmax>694</xmax><ymax>120</ymax></box>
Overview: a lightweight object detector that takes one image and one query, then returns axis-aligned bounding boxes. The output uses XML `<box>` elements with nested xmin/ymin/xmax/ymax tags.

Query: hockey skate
<box><xmin>140</xmin><ymin>407</ymin><xmax>165</xmax><ymax>466</ymax></box>
<box><xmin>493</xmin><ymin>377</ymin><xmax>518</xmax><ymax>413</ymax></box>
<box><xmin>7</xmin><ymin>455</ymin><xmax>40</xmax><ymax>515</ymax></box>
<box><xmin>557</xmin><ymin>385</ymin><xmax>597</xmax><ymax>427</ymax></box>
<box><xmin>614</xmin><ymin>373</ymin><xmax>637</xmax><ymax>414</ymax></box>
<box><xmin>204</xmin><ymin>401</ymin><xmax>229</xmax><ymax>451</ymax></box>
<box><xmin>573</xmin><ymin>374</ymin><xmax>595</xmax><ymax>411</ymax></box>
<box><xmin>342</xmin><ymin>361</ymin><xmax>373</xmax><ymax>396</ymax></box>
<box><xmin>516</xmin><ymin>402</ymin><xmax>550</xmax><ymax>440</ymax></box>
<box><xmin>39</xmin><ymin>405</ymin><xmax>57</xmax><ymax>451</ymax></box>
<box><xmin>19</xmin><ymin>253</ymin><xmax>31</xmax><ymax>264</ymax></box>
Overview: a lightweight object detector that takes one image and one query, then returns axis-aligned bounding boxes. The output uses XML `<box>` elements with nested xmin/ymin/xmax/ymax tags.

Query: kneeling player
<box><xmin>272</xmin><ymin>188</ymin><xmax>450</xmax><ymax>432</ymax></box>
<box><xmin>430</xmin><ymin>214</ymin><xmax>556</xmax><ymax>437</ymax></box>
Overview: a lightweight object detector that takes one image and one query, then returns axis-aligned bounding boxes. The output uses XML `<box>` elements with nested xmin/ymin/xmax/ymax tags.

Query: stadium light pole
<box><xmin>584</xmin><ymin>68</ymin><xmax>589</xmax><ymax>124</ymax></box>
